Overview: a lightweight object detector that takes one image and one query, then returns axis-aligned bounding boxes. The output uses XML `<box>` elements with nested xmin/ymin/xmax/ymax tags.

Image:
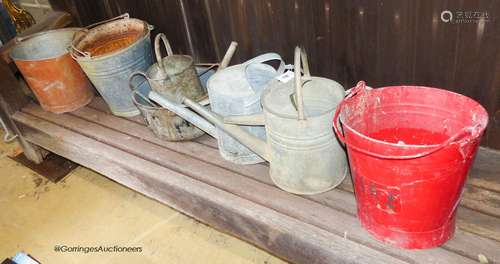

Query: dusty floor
<box><xmin>0</xmin><ymin>134</ymin><xmax>286</xmax><ymax>263</ymax></box>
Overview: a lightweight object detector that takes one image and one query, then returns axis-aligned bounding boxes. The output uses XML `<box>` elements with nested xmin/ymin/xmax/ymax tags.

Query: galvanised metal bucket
<box><xmin>10</xmin><ymin>28</ymin><xmax>94</xmax><ymax>113</ymax></box>
<box><xmin>206</xmin><ymin>52</ymin><xmax>287</xmax><ymax>164</ymax></box>
<box><xmin>131</xmin><ymin>66</ymin><xmax>214</xmax><ymax>141</ymax></box>
<box><xmin>71</xmin><ymin>13</ymin><xmax>154</xmax><ymax>117</ymax></box>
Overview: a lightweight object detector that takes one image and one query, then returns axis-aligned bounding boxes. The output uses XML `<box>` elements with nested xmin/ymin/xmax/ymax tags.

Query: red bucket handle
<box><xmin>333</xmin><ymin>81</ymin><xmax>368</xmax><ymax>143</ymax></box>
<box><xmin>333</xmin><ymin>81</ymin><xmax>480</xmax><ymax>160</ymax></box>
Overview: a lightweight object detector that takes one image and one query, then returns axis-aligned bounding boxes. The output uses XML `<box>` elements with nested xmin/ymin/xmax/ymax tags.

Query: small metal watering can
<box><xmin>130</xmin><ymin>66</ymin><xmax>215</xmax><ymax>141</ymax></box>
<box><xmin>149</xmin><ymin>47</ymin><xmax>348</xmax><ymax>195</ymax></box>
<box><xmin>128</xmin><ymin>33</ymin><xmax>211</xmax><ymax>141</ymax></box>
<box><xmin>131</xmin><ymin>33</ymin><xmax>206</xmax><ymax>101</ymax></box>
<box><xmin>154</xmin><ymin>33</ymin><xmax>205</xmax><ymax>100</ymax></box>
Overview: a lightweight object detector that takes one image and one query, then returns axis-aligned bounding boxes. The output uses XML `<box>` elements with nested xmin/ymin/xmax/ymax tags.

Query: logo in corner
<box><xmin>441</xmin><ymin>10</ymin><xmax>453</xmax><ymax>23</ymax></box>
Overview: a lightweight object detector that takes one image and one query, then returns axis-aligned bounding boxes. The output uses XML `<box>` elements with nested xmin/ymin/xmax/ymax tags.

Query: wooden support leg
<box><xmin>0</xmin><ymin>59</ymin><xmax>44</xmax><ymax>163</ymax></box>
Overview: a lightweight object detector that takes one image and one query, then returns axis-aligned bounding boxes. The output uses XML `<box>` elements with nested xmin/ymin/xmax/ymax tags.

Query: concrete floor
<box><xmin>0</xmin><ymin>134</ymin><xmax>286</xmax><ymax>263</ymax></box>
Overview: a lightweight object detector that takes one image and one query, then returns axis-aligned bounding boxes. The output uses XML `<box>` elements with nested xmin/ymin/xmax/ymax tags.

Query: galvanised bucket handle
<box><xmin>333</xmin><ymin>81</ymin><xmax>482</xmax><ymax>159</ymax></box>
<box><xmin>294</xmin><ymin>46</ymin><xmax>311</xmax><ymax>120</ymax></box>
<box><xmin>86</xmin><ymin>13</ymin><xmax>130</xmax><ymax>30</ymax></box>
<box><xmin>70</xmin><ymin>13</ymin><xmax>154</xmax><ymax>59</ymax></box>
<box><xmin>154</xmin><ymin>33</ymin><xmax>174</xmax><ymax>71</ymax></box>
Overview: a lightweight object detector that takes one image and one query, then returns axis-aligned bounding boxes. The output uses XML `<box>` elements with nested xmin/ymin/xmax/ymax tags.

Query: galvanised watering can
<box><xmin>150</xmin><ymin>47</ymin><xmax>347</xmax><ymax>195</ymax></box>
<box><xmin>206</xmin><ymin>51</ymin><xmax>288</xmax><ymax>164</ymax></box>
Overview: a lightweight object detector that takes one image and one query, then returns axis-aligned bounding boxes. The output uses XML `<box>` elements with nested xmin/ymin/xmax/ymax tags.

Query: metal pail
<box><xmin>131</xmin><ymin>66</ymin><xmax>214</xmax><ymax>141</ymax></box>
<box><xmin>10</xmin><ymin>28</ymin><xmax>94</xmax><ymax>113</ymax></box>
<box><xmin>71</xmin><ymin>13</ymin><xmax>154</xmax><ymax>117</ymax></box>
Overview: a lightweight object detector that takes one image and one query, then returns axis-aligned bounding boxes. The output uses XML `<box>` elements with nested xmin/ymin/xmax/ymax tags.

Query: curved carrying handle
<box><xmin>243</xmin><ymin>52</ymin><xmax>287</xmax><ymax>97</ymax></box>
<box><xmin>243</xmin><ymin>52</ymin><xmax>287</xmax><ymax>75</ymax></box>
<box><xmin>333</xmin><ymin>81</ymin><xmax>480</xmax><ymax>159</ymax></box>
<box><xmin>333</xmin><ymin>81</ymin><xmax>369</xmax><ymax>144</ymax></box>
<box><xmin>86</xmin><ymin>13</ymin><xmax>130</xmax><ymax>30</ymax></box>
<box><xmin>294</xmin><ymin>46</ymin><xmax>311</xmax><ymax>120</ymax></box>
<box><xmin>128</xmin><ymin>71</ymin><xmax>157</xmax><ymax>107</ymax></box>
<box><xmin>70</xmin><ymin>13</ymin><xmax>151</xmax><ymax>59</ymax></box>
<box><xmin>154</xmin><ymin>33</ymin><xmax>174</xmax><ymax>70</ymax></box>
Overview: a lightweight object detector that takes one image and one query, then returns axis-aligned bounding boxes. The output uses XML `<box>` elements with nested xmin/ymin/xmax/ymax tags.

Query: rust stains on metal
<box><xmin>10</xmin><ymin>28</ymin><xmax>94</xmax><ymax>113</ymax></box>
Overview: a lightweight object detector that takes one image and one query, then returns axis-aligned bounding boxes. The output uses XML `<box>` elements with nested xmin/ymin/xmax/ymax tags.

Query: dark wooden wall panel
<box><xmin>50</xmin><ymin>0</ymin><xmax>500</xmax><ymax>149</ymax></box>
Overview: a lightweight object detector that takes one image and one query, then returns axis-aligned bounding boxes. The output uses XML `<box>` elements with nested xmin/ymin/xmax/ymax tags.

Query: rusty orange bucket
<box><xmin>10</xmin><ymin>28</ymin><xmax>94</xmax><ymax>113</ymax></box>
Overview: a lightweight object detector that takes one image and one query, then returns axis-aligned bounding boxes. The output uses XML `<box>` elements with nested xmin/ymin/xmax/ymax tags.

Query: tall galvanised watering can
<box><xmin>150</xmin><ymin>47</ymin><xmax>348</xmax><ymax>195</ymax></box>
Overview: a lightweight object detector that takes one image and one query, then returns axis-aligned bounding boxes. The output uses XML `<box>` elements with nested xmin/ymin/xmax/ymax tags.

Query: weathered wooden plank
<box><xmin>87</xmin><ymin>96</ymin><xmax>146</xmax><ymax>125</ymax></box>
<box><xmin>456</xmin><ymin>209</ymin><xmax>500</xmax><ymax>243</ymax></box>
<box><xmin>13</xmin><ymin>111</ymin><xmax>406</xmax><ymax>264</ymax></box>
<box><xmin>468</xmin><ymin>148</ymin><xmax>500</xmax><ymax>193</ymax></box>
<box><xmin>19</xmin><ymin>104</ymin><xmax>482</xmax><ymax>263</ymax></box>
<box><xmin>462</xmin><ymin>185</ymin><xmax>500</xmax><ymax>219</ymax></box>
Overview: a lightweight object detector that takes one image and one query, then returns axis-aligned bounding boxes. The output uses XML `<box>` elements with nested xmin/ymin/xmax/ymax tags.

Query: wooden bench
<box><xmin>10</xmin><ymin>96</ymin><xmax>500</xmax><ymax>264</ymax></box>
<box><xmin>2</xmin><ymin>10</ymin><xmax>500</xmax><ymax>264</ymax></box>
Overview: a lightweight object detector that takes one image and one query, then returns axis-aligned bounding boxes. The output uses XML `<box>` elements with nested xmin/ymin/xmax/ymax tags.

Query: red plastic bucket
<box><xmin>333</xmin><ymin>81</ymin><xmax>489</xmax><ymax>249</ymax></box>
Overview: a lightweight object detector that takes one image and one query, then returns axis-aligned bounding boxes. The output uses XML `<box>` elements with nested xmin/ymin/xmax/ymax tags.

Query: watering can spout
<box><xmin>148</xmin><ymin>91</ymin><xmax>268</xmax><ymax>160</ymax></box>
<box><xmin>182</xmin><ymin>98</ymin><xmax>269</xmax><ymax>160</ymax></box>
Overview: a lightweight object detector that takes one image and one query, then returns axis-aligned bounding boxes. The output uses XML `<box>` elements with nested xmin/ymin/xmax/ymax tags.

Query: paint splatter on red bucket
<box><xmin>333</xmin><ymin>81</ymin><xmax>489</xmax><ymax>249</ymax></box>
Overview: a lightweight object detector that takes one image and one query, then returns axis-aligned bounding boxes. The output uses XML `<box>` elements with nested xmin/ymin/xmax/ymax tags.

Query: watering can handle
<box><xmin>154</xmin><ymin>33</ymin><xmax>174</xmax><ymax>68</ymax></box>
<box><xmin>294</xmin><ymin>46</ymin><xmax>311</xmax><ymax>120</ymax></box>
<box><xmin>243</xmin><ymin>52</ymin><xmax>287</xmax><ymax>74</ymax></box>
<box><xmin>243</xmin><ymin>52</ymin><xmax>287</xmax><ymax>96</ymax></box>
<box><xmin>333</xmin><ymin>81</ymin><xmax>480</xmax><ymax>160</ymax></box>
<box><xmin>128</xmin><ymin>71</ymin><xmax>159</xmax><ymax>107</ymax></box>
<box><xmin>129</xmin><ymin>71</ymin><xmax>149</xmax><ymax>92</ymax></box>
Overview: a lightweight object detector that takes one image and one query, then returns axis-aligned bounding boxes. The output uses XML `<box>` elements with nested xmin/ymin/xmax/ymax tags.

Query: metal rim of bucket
<box><xmin>71</xmin><ymin>18</ymin><xmax>153</xmax><ymax>62</ymax></box>
<box><xmin>10</xmin><ymin>27</ymin><xmax>85</xmax><ymax>61</ymax></box>
<box><xmin>333</xmin><ymin>81</ymin><xmax>489</xmax><ymax>159</ymax></box>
